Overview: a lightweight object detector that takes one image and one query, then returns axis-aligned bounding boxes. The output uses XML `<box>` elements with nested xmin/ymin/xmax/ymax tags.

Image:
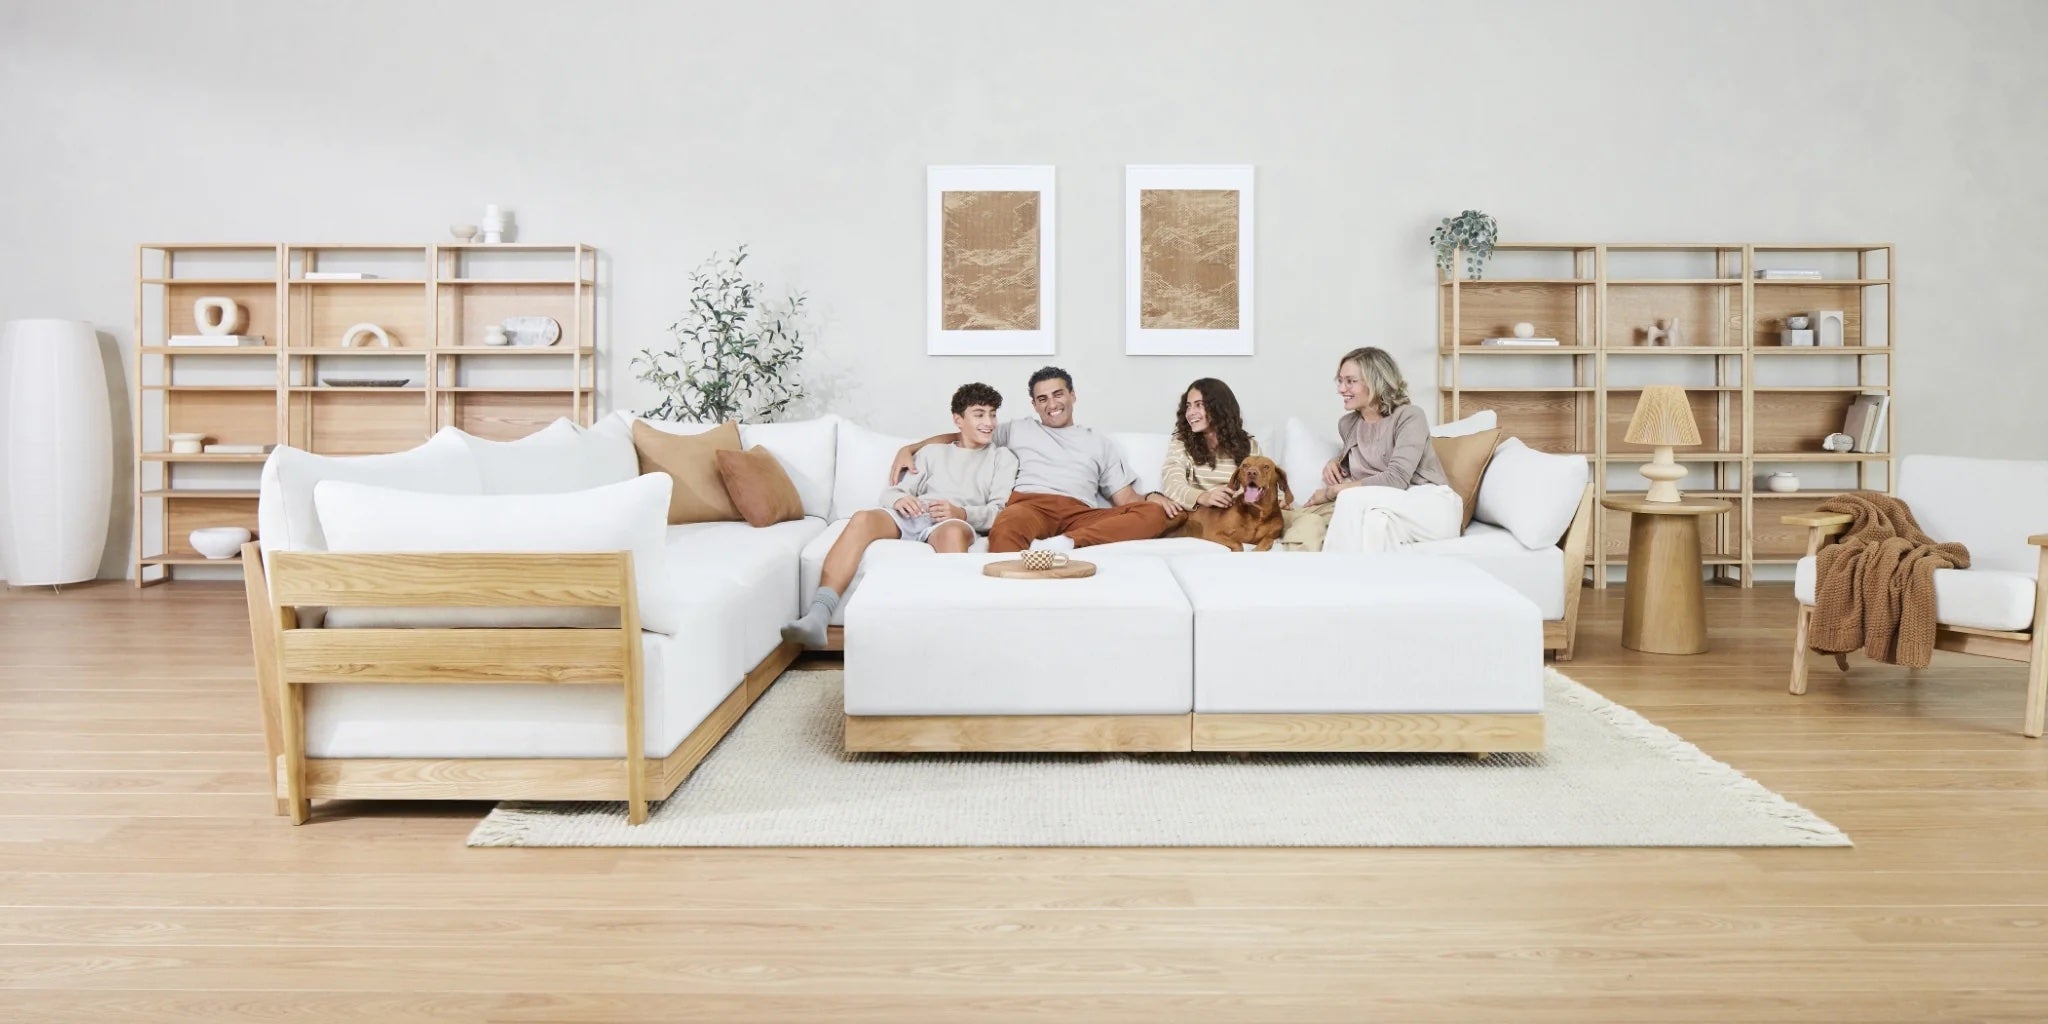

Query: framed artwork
<box><xmin>1124</xmin><ymin>164</ymin><xmax>1254</xmax><ymax>356</ymax></box>
<box><xmin>926</xmin><ymin>165</ymin><xmax>1055</xmax><ymax>355</ymax></box>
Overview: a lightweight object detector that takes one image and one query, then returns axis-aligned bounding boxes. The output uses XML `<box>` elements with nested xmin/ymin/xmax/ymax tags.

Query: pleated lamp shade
<box><xmin>1624</xmin><ymin>385</ymin><xmax>1699</xmax><ymax>502</ymax></box>
<box><xmin>0</xmin><ymin>319</ymin><xmax>112</xmax><ymax>586</ymax></box>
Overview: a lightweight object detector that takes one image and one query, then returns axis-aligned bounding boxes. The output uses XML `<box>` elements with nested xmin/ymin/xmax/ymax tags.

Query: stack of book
<box><xmin>1842</xmin><ymin>393</ymin><xmax>1890</xmax><ymax>453</ymax></box>
<box><xmin>1755</xmin><ymin>268</ymin><xmax>1825</xmax><ymax>280</ymax></box>
<box><xmin>1478</xmin><ymin>337</ymin><xmax>1561</xmax><ymax>347</ymax></box>
<box><xmin>167</xmin><ymin>334</ymin><xmax>265</xmax><ymax>347</ymax></box>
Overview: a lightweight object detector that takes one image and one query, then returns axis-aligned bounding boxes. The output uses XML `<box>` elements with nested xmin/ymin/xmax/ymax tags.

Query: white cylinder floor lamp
<box><xmin>0</xmin><ymin>319</ymin><xmax>112</xmax><ymax>588</ymax></box>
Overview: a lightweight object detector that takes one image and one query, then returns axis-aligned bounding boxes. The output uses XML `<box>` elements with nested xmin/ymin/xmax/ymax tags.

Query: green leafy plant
<box><xmin>634</xmin><ymin>246</ymin><xmax>808</xmax><ymax>423</ymax></box>
<box><xmin>1430</xmin><ymin>210</ymin><xmax>1499</xmax><ymax>280</ymax></box>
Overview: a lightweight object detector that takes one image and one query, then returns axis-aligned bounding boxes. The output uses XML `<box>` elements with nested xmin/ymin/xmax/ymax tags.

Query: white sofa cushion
<box><xmin>798</xmin><ymin>518</ymin><xmax>975</xmax><ymax>626</ymax></box>
<box><xmin>738</xmin><ymin>417</ymin><xmax>837</xmax><ymax>520</ymax></box>
<box><xmin>1473</xmin><ymin>438</ymin><xmax>1589</xmax><ymax>550</ymax></box>
<box><xmin>456</xmin><ymin>417</ymin><xmax>639</xmax><ymax>495</ymax></box>
<box><xmin>1794</xmin><ymin>556</ymin><xmax>2037</xmax><ymax>632</ymax></box>
<box><xmin>311</xmin><ymin>474</ymin><xmax>681</xmax><ymax>635</ymax></box>
<box><xmin>1433</xmin><ymin>409</ymin><xmax>1498</xmax><ymax>438</ymax></box>
<box><xmin>1898</xmin><ymin>454</ymin><xmax>2048</xmax><ymax>578</ymax></box>
<box><xmin>257</xmin><ymin>430</ymin><xmax>481</xmax><ymax>557</ymax></box>
<box><xmin>1109</xmin><ymin>431</ymin><xmax>1172</xmax><ymax>497</ymax></box>
<box><xmin>831</xmin><ymin>420</ymin><xmax>918</xmax><ymax>521</ymax></box>
<box><xmin>1405</xmin><ymin>520</ymin><xmax>1567</xmax><ymax>619</ymax></box>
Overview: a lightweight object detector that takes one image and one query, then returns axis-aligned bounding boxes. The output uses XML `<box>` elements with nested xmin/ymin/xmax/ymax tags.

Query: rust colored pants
<box><xmin>986</xmin><ymin>491</ymin><xmax>1173</xmax><ymax>553</ymax></box>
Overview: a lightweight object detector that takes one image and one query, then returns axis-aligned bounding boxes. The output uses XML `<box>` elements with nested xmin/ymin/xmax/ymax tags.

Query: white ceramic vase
<box><xmin>0</xmin><ymin>319</ymin><xmax>112</xmax><ymax>586</ymax></box>
<box><xmin>1766</xmin><ymin>472</ymin><xmax>1801</xmax><ymax>493</ymax></box>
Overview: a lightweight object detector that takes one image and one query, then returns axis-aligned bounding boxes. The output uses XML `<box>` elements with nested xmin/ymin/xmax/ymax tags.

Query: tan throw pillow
<box><xmin>716</xmin><ymin>447</ymin><xmax>805</xmax><ymax>528</ymax></box>
<box><xmin>633</xmin><ymin>420</ymin><xmax>741</xmax><ymax>524</ymax></box>
<box><xmin>1431</xmin><ymin>427</ymin><xmax>1501</xmax><ymax>531</ymax></box>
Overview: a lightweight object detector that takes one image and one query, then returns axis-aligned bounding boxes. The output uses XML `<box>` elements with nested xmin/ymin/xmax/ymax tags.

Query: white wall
<box><xmin>3</xmin><ymin>0</ymin><xmax>2044</xmax><ymax>578</ymax></box>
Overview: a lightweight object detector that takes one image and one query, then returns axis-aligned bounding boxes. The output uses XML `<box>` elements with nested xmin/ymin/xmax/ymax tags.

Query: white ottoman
<box><xmin>1170</xmin><ymin>552</ymin><xmax>1545</xmax><ymax>752</ymax></box>
<box><xmin>843</xmin><ymin>555</ymin><xmax>1194</xmax><ymax>751</ymax></box>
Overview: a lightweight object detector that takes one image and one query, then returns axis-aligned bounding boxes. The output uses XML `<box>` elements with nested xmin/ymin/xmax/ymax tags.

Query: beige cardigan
<box><xmin>1160</xmin><ymin>435</ymin><xmax>1264</xmax><ymax>507</ymax></box>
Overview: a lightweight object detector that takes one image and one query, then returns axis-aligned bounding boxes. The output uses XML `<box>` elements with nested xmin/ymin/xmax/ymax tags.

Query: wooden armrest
<box><xmin>1783</xmin><ymin>512</ymin><xmax>1853</xmax><ymax>532</ymax></box>
<box><xmin>2030</xmin><ymin>533</ymin><xmax>2048</xmax><ymax>548</ymax></box>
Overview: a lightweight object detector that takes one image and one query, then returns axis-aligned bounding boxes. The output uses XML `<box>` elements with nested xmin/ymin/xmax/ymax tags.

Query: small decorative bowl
<box><xmin>167</xmin><ymin>432</ymin><xmax>207</xmax><ymax>454</ymax></box>
<box><xmin>189</xmin><ymin>526</ymin><xmax>251</xmax><ymax>560</ymax></box>
<box><xmin>1785</xmin><ymin>315</ymin><xmax>1811</xmax><ymax>329</ymax></box>
<box><xmin>450</xmin><ymin>224</ymin><xmax>479</xmax><ymax>241</ymax></box>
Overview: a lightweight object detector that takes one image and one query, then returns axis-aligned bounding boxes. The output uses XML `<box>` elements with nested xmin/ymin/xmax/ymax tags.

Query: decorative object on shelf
<box><xmin>1126</xmin><ymin>165</ymin><xmax>1256</xmax><ymax>356</ymax></box>
<box><xmin>1513</xmin><ymin>321</ymin><xmax>1535</xmax><ymax>338</ymax></box>
<box><xmin>481</xmin><ymin>204</ymin><xmax>509</xmax><ymax>244</ymax></box>
<box><xmin>1786</xmin><ymin>315</ymin><xmax>1810</xmax><ymax>329</ymax></box>
<box><xmin>1480</xmin><ymin>336</ymin><xmax>1559</xmax><ymax>347</ymax></box>
<box><xmin>1766</xmin><ymin>471</ymin><xmax>1801</xmax><ymax>493</ymax></box>
<box><xmin>635</xmin><ymin>245</ymin><xmax>808</xmax><ymax>423</ymax></box>
<box><xmin>318</xmin><ymin>377</ymin><xmax>411</xmax><ymax>388</ymax></box>
<box><xmin>1645</xmin><ymin>316</ymin><xmax>1681</xmax><ymax>347</ymax></box>
<box><xmin>167</xmin><ymin>334</ymin><xmax>263</xmax><ymax>347</ymax></box>
<box><xmin>502</xmin><ymin>315</ymin><xmax>561</xmax><ymax>347</ymax></box>
<box><xmin>926</xmin><ymin>165</ymin><xmax>1056</xmax><ymax>356</ymax></box>
<box><xmin>0</xmin><ymin>319</ymin><xmax>111</xmax><ymax>588</ymax></box>
<box><xmin>1822</xmin><ymin>432</ymin><xmax>1855</xmax><ymax>453</ymax></box>
<box><xmin>1780</xmin><ymin>315</ymin><xmax>1816</xmax><ymax>347</ymax></box>
<box><xmin>167</xmin><ymin>432</ymin><xmax>207</xmax><ymax>454</ymax></box>
<box><xmin>1625</xmin><ymin>385</ymin><xmax>1701</xmax><ymax>503</ymax></box>
<box><xmin>1429</xmin><ymin>209</ymin><xmax>1498</xmax><ymax>280</ymax></box>
<box><xmin>201</xmin><ymin>443</ymin><xmax>273</xmax><ymax>454</ymax></box>
<box><xmin>1843</xmin><ymin>393</ymin><xmax>1890</xmax><ymax>452</ymax></box>
<box><xmin>450</xmin><ymin>224</ymin><xmax>479</xmax><ymax>242</ymax></box>
<box><xmin>339</xmin><ymin>323</ymin><xmax>391</xmax><ymax>348</ymax></box>
<box><xmin>193</xmin><ymin>296</ymin><xmax>246</xmax><ymax>335</ymax></box>
<box><xmin>304</xmin><ymin>271</ymin><xmax>375</xmax><ymax>281</ymax></box>
<box><xmin>1756</xmin><ymin>268</ymin><xmax>1823</xmax><ymax>280</ymax></box>
<box><xmin>481</xmin><ymin>325</ymin><xmax>510</xmax><ymax>347</ymax></box>
<box><xmin>1812</xmin><ymin>309</ymin><xmax>1845</xmax><ymax>347</ymax></box>
<box><xmin>187</xmin><ymin>526</ymin><xmax>250</xmax><ymax>560</ymax></box>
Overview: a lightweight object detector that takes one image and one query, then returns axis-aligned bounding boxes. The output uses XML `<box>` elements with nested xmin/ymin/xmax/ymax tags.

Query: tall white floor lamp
<box><xmin>0</xmin><ymin>319</ymin><xmax>112</xmax><ymax>589</ymax></box>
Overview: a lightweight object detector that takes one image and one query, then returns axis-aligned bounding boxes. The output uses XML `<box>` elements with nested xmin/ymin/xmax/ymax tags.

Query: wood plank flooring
<box><xmin>3</xmin><ymin>581</ymin><xmax>2046</xmax><ymax>1022</ymax></box>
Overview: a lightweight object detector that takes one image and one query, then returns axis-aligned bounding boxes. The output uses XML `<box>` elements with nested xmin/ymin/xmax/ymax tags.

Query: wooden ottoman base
<box><xmin>844</xmin><ymin>713</ymin><xmax>1546</xmax><ymax>754</ymax></box>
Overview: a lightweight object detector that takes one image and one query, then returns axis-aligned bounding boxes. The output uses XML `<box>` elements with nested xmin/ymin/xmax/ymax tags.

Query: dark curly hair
<box><xmin>1175</xmin><ymin>378</ymin><xmax>1252</xmax><ymax>468</ymax></box>
<box><xmin>1027</xmin><ymin>366</ymin><xmax>1072</xmax><ymax>396</ymax></box>
<box><xmin>950</xmin><ymin>382</ymin><xmax>1002</xmax><ymax>416</ymax></box>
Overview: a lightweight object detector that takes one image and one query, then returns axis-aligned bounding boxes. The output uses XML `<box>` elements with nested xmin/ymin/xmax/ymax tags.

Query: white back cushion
<box><xmin>457</xmin><ymin>418</ymin><xmax>639</xmax><ymax>495</ymax></box>
<box><xmin>257</xmin><ymin>431</ymin><xmax>480</xmax><ymax>556</ymax></box>
<box><xmin>1433</xmin><ymin>410</ymin><xmax>1498</xmax><ymax>438</ymax></box>
<box><xmin>831</xmin><ymin>420</ymin><xmax>918</xmax><ymax>521</ymax></box>
<box><xmin>1282</xmin><ymin>417</ymin><xmax>1340</xmax><ymax>508</ymax></box>
<box><xmin>1900</xmin><ymin>454</ymin><xmax>2048</xmax><ymax>576</ymax></box>
<box><xmin>1473</xmin><ymin>438</ymin><xmax>1590</xmax><ymax>550</ymax></box>
<box><xmin>312</xmin><ymin>474</ymin><xmax>682</xmax><ymax>635</ymax></box>
<box><xmin>1109</xmin><ymin>432</ymin><xmax>1172</xmax><ymax>497</ymax></box>
<box><xmin>738</xmin><ymin>416</ymin><xmax>837</xmax><ymax>519</ymax></box>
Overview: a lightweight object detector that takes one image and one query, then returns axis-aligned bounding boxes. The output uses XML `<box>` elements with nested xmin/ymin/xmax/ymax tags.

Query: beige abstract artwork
<box><xmin>1139</xmin><ymin>188</ymin><xmax>1240</xmax><ymax>329</ymax></box>
<box><xmin>941</xmin><ymin>190</ymin><xmax>1040</xmax><ymax>331</ymax></box>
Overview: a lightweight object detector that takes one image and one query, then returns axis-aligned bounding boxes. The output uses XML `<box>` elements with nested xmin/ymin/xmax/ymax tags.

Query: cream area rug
<box><xmin>469</xmin><ymin>669</ymin><xmax>1849</xmax><ymax>848</ymax></box>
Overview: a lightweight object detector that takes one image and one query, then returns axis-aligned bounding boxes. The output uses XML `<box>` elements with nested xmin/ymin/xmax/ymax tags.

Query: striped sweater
<box><xmin>1159</xmin><ymin>435</ymin><xmax>1264</xmax><ymax>507</ymax></box>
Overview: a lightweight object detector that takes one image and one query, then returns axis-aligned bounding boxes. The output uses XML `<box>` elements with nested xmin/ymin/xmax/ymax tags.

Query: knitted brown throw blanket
<box><xmin>1808</xmin><ymin>491</ymin><xmax>1968</xmax><ymax>668</ymax></box>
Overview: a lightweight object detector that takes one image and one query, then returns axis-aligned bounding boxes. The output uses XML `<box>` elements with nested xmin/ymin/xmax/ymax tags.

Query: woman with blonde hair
<box><xmin>1295</xmin><ymin>346</ymin><xmax>1460</xmax><ymax>553</ymax></box>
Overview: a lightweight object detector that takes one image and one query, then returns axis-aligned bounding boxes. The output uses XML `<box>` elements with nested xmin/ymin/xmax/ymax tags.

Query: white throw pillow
<box><xmin>1432</xmin><ymin>409</ymin><xmax>1498</xmax><ymax>438</ymax></box>
<box><xmin>312</xmin><ymin>474</ymin><xmax>681</xmax><ymax>635</ymax></box>
<box><xmin>1109</xmin><ymin>432</ymin><xmax>1172</xmax><ymax>497</ymax></box>
<box><xmin>257</xmin><ymin>431</ymin><xmax>481</xmax><ymax>556</ymax></box>
<box><xmin>831</xmin><ymin>420</ymin><xmax>918</xmax><ymax>521</ymax></box>
<box><xmin>1281</xmin><ymin>417</ymin><xmax>1340</xmax><ymax>508</ymax></box>
<box><xmin>738</xmin><ymin>416</ymin><xmax>837</xmax><ymax>519</ymax></box>
<box><xmin>1472</xmin><ymin>438</ymin><xmax>1590</xmax><ymax>550</ymax></box>
<box><xmin>456</xmin><ymin>418</ymin><xmax>639</xmax><ymax>495</ymax></box>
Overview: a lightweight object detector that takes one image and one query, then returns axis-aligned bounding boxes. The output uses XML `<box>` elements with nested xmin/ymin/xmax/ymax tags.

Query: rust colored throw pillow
<box><xmin>716</xmin><ymin>446</ymin><xmax>805</xmax><ymax>527</ymax></box>
<box><xmin>1430</xmin><ymin>427</ymin><xmax>1502</xmax><ymax>531</ymax></box>
<box><xmin>632</xmin><ymin>420</ymin><xmax>741</xmax><ymax>524</ymax></box>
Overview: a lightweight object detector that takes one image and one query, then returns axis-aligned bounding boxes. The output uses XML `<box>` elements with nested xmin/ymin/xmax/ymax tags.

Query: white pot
<box><xmin>0</xmin><ymin>319</ymin><xmax>111</xmax><ymax>585</ymax></box>
<box><xmin>1766</xmin><ymin>472</ymin><xmax>1801</xmax><ymax>493</ymax></box>
<box><xmin>189</xmin><ymin>526</ymin><xmax>251</xmax><ymax>560</ymax></box>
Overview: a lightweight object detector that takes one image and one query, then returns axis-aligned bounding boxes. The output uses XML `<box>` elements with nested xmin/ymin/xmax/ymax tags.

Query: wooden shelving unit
<box><xmin>1438</xmin><ymin>242</ymin><xmax>1893</xmax><ymax>588</ymax></box>
<box><xmin>133</xmin><ymin>242</ymin><xmax>598</xmax><ymax>585</ymax></box>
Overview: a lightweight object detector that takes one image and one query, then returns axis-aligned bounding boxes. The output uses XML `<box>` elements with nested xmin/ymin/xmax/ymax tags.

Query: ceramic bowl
<box><xmin>189</xmin><ymin>526</ymin><xmax>251</xmax><ymax>560</ymax></box>
<box><xmin>167</xmin><ymin>432</ymin><xmax>207</xmax><ymax>454</ymax></box>
<box><xmin>451</xmin><ymin>224</ymin><xmax>479</xmax><ymax>241</ymax></box>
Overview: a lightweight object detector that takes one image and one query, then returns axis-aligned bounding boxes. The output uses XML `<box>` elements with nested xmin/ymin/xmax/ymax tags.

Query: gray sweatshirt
<box><xmin>877</xmin><ymin>443</ymin><xmax>1020</xmax><ymax>533</ymax></box>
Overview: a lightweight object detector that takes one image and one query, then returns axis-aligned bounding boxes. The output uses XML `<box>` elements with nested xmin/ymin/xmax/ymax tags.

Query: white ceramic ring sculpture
<box><xmin>193</xmin><ymin>297</ymin><xmax>246</xmax><ymax>336</ymax></box>
<box><xmin>340</xmin><ymin>323</ymin><xmax>392</xmax><ymax>348</ymax></box>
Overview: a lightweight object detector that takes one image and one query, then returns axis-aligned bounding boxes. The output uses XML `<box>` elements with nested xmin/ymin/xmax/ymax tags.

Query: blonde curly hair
<box><xmin>1335</xmin><ymin>346</ymin><xmax>1411</xmax><ymax>414</ymax></box>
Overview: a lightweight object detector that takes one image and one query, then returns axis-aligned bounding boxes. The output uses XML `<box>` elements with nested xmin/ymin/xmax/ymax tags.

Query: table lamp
<box><xmin>1625</xmin><ymin>385</ymin><xmax>1700</xmax><ymax>502</ymax></box>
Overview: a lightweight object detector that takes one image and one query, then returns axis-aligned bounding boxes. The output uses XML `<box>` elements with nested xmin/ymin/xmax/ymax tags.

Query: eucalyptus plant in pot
<box><xmin>634</xmin><ymin>245</ymin><xmax>809</xmax><ymax>423</ymax></box>
<box><xmin>1430</xmin><ymin>210</ymin><xmax>1499</xmax><ymax>280</ymax></box>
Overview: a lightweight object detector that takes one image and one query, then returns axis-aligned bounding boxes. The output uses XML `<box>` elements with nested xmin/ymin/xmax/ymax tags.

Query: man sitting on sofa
<box><xmin>890</xmin><ymin>366</ymin><xmax>1176</xmax><ymax>553</ymax></box>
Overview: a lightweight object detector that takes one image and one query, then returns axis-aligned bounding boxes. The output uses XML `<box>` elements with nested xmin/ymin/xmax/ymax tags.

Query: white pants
<box><xmin>1322</xmin><ymin>483</ymin><xmax>1462</xmax><ymax>554</ymax></box>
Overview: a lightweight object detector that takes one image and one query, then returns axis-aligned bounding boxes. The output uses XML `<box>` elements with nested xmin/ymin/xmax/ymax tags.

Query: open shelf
<box><xmin>140</xmin><ymin>554</ymin><xmax>242</xmax><ymax>566</ymax></box>
<box><xmin>142</xmin><ymin>346</ymin><xmax>280</xmax><ymax>356</ymax></box>
<box><xmin>1752</xmin><ymin>278</ymin><xmax>1889</xmax><ymax>286</ymax></box>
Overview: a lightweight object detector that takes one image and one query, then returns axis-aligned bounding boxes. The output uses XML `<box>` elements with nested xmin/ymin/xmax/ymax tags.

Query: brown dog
<box><xmin>1182</xmin><ymin>455</ymin><xmax>1292</xmax><ymax>551</ymax></box>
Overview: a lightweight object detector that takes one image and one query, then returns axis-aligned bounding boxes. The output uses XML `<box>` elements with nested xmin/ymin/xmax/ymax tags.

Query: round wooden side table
<box><xmin>1599</xmin><ymin>495</ymin><xmax>1734</xmax><ymax>655</ymax></box>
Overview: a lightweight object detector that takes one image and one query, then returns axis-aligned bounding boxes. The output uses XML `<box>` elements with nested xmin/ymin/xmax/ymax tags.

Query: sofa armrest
<box><xmin>1783</xmin><ymin>512</ymin><xmax>1852</xmax><ymax>533</ymax></box>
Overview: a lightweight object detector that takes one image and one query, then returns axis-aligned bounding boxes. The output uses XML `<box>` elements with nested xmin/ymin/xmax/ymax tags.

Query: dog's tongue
<box><xmin>1242</xmin><ymin>486</ymin><xmax>1262</xmax><ymax>504</ymax></box>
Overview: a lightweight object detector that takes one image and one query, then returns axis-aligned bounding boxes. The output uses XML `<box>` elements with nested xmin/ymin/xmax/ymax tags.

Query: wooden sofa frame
<box><xmin>242</xmin><ymin>543</ymin><xmax>799</xmax><ymax>824</ymax></box>
<box><xmin>1785</xmin><ymin>515</ymin><xmax>2048</xmax><ymax>738</ymax></box>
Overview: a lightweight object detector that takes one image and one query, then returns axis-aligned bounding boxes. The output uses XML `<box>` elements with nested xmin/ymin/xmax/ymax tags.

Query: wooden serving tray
<box><xmin>982</xmin><ymin>559</ymin><xmax>1097</xmax><ymax>580</ymax></box>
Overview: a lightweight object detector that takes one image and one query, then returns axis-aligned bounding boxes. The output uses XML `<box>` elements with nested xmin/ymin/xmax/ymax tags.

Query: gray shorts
<box><xmin>886</xmin><ymin>507</ymin><xmax>970</xmax><ymax>544</ymax></box>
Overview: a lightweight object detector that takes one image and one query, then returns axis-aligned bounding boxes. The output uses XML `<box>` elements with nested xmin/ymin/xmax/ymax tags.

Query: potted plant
<box><xmin>1430</xmin><ymin>210</ymin><xmax>1499</xmax><ymax>280</ymax></box>
<box><xmin>634</xmin><ymin>245</ymin><xmax>809</xmax><ymax>423</ymax></box>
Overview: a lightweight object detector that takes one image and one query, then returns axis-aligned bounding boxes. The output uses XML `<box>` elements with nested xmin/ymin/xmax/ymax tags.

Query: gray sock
<box><xmin>780</xmin><ymin>587</ymin><xmax>841</xmax><ymax>648</ymax></box>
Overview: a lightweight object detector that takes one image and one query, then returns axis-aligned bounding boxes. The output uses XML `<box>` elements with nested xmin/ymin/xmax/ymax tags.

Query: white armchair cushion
<box><xmin>456</xmin><ymin>417</ymin><xmax>639</xmax><ymax>495</ymax></box>
<box><xmin>1898</xmin><ymin>454</ymin><xmax>2048</xmax><ymax>577</ymax></box>
<box><xmin>1795</xmin><ymin>556</ymin><xmax>2037</xmax><ymax>632</ymax></box>
<box><xmin>831</xmin><ymin>420</ymin><xmax>917</xmax><ymax>521</ymax></box>
<box><xmin>311</xmin><ymin>474</ymin><xmax>682</xmax><ymax>635</ymax></box>
<box><xmin>1473</xmin><ymin>438</ymin><xmax>1589</xmax><ymax>550</ymax></box>
<box><xmin>257</xmin><ymin>430</ymin><xmax>480</xmax><ymax>556</ymax></box>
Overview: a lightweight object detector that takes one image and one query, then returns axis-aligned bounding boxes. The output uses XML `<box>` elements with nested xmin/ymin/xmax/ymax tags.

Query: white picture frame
<box><xmin>926</xmin><ymin>165</ymin><xmax>1055</xmax><ymax>356</ymax></box>
<box><xmin>1124</xmin><ymin>164</ymin><xmax>1254</xmax><ymax>356</ymax></box>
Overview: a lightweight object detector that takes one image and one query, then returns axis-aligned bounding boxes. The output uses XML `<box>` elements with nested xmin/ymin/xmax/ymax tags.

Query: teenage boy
<box><xmin>781</xmin><ymin>382</ymin><xmax>1018</xmax><ymax>647</ymax></box>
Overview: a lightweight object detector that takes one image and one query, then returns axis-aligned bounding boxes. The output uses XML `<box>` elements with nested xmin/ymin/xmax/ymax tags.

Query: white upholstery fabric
<box><xmin>831</xmin><ymin>420</ymin><xmax>918</xmax><ymax>521</ymax></box>
<box><xmin>313</xmin><ymin>475</ymin><xmax>679</xmax><ymax>634</ymax></box>
<box><xmin>1108</xmin><ymin>432</ymin><xmax>1171</xmax><ymax>497</ymax></box>
<box><xmin>1407</xmin><ymin>521</ymin><xmax>1567</xmax><ymax>619</ymax></box>
<box><xmin>1794</xmin><ymin>556</ymin><xmax>2038</xmax><ymax>632</ymax></box>
<box><xmin>457</xmin><ymin>417</ymin><xmax>639</xmax><ymax>495</ymax></box>
<box><xmin>1898</xmin><ymin>454</ymin><xmax>2048</xmax><ymax>578</ymax></box>
<box><xmin>798</xmin><ymin>518</ymin><xmax>982</xmax><ymax>626</ymax></box>
<box><xmin>844</xmin><ymin>555</ymin><xmax>1194</xmax><ymax>715</ymax></box>
<box><xmin>1473</xmin><ymin>438</ymin><xmax>1590</xmax><ymax>550</ymax></box>
<box><xmin>738</xmin><ymin>417</ymin><xmax>838</xmax><ymax>519</ymax></box>
<box><xmin>1433</xmin><ymin>410</ymin><xmax>1499</xmax><ymax>438</ymax></box>
<box><xmin>1281</xmin><ymin>417</ymin><xmax>1340</xmax><ymax>509</ymax></box>
<box><xmin>1172</xmin><ymin>552</ymin><xmax>1543</xmax><ymax>714</ymax></box>
<box><xmin>256</xmin><ymin>431</ymin><xmax>480</xmax><ymax>556</ymax></box>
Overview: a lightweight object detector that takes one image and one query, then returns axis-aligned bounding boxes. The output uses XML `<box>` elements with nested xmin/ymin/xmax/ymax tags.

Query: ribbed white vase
<box><xmin>0</xmin><ymin>319</ymin><xmax>112</xmax><ymax>586</ymax></box>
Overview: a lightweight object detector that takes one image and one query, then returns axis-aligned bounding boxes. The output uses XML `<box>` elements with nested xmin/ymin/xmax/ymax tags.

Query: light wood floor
<box><xmin>3</xmin><ymin>581</ymin><xmax>2046</xmax><ymax>1022</ymax></box>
